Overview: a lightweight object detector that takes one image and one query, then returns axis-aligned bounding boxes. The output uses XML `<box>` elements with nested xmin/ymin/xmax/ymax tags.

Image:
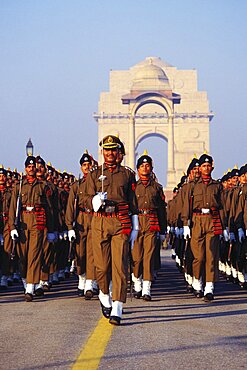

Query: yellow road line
<box><xmin>72</xmin><ymin>317</ymin><xmax>114</xmax><ymax>370</ymax></box>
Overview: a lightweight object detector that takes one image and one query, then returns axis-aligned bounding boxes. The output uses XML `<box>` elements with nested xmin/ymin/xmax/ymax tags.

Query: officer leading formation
<box><xmin>0</xmin><ymin>136</ymin><xmax>247</xmax><ymax>325</ymax></box>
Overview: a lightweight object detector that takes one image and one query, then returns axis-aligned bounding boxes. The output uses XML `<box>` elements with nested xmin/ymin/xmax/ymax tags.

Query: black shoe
<box><xmin>109</xmin><ymin>316</ymin><xmax>121</xmax><ymax>326</ymax></box>
<box><xmin>25</xmin><ymin>293</ymin><xmax>33</xmax><ymax>302</ymax></box>
<box><xmin>193</xmin><ymin>290</ymin><xmax>203</xmax><ymax>298</ymax></box>
<box><xmin>142</xmin><ymin>294</ymin><xmax>151</xmax><ymax>301</ymax></box>
<box><xmin>172</xmin><ymin>254</ymin><xmax>176</xmax><ymax>260</ymax></box>
<box><xmin>43</xmin><ymin>283</ymin><xmax>52</xmax><ymax>291</ymax></box>
<box><xmin>78</xmin><ymin>289</ymin><xmax>84</xmax><ymax>297</ymax></box>
<box><xmin>100</xmin><ymin>303</ymin><xmax>112</xmax><ymax>319</ymax></box>
<box><xmin>93</xmin><ymin>288</ymin><xmax>99</xmax><ymax>296</ymax></box>
<box><xmin>34</xmin><ymin>288</ymin><xmax>44</xmax><ymax>297</ymax></box>
<box><xmin>204</xmin><ymin>293</ymin><xmax>214</xmax><ymax>303</ymax></box>
<box><xmin>226</xmin><ymin>275</ymin><xmax>231</xmax><ymax>281</ymax></box>
<box><xmin>133</xmin><ymin>290</ymin><xmax>142</xmax><ymax>299</ymax></box>
<box><xmin>186</xmin><ymin>284</ymin><xmax>193</xmax><ymax>293</ymax></box>
<box><xmin>85</xmin><ymin>290</ymin><xmax>94</xmax><ymax>300</ymax></box>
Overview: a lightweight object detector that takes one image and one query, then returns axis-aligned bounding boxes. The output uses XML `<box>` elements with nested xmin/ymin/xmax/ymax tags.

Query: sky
<box><xmin>1</xmin><ymin>0</ymin><xmax>247</xmax><ymax>185</ymax></box>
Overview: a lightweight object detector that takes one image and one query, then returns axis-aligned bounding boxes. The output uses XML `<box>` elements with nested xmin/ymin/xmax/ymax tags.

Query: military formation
<box><xmin>0</xmin><ymin>135</ymin><xmax>247</xmax><ymax>325</ymax></box>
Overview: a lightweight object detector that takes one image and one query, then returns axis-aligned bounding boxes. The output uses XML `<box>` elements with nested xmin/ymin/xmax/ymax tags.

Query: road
<box><xmin>1</xmin><ymin>250</ymin><xmax>247</xmax><ymax>370</ymax></box>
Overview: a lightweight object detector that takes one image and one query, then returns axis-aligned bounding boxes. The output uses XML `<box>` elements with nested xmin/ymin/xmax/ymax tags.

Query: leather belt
<box><xmin>193</xmin><ymin>208</ymin><xmax>211</xmax><ymax>215</ymax></box>
<box><xmin>139</xmin><ymin>209</ymin><xmax>154</xmax><ymax>215</ymax></box>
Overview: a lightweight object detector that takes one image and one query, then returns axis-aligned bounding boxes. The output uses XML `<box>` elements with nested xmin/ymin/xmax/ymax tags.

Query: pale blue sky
<box><xmin>1</xmin><ymin>0</ymin><xmax>246</xmax><ymax>185</ymax></box>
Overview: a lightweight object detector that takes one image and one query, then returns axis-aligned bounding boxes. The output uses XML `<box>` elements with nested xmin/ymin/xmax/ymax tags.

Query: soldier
<box><xmin>66</xmin><ymin>151</ymin><xmax>97</xmax><ymax>299</ymax></box>
<box><xmin>8</xmin><ymin>156</ymin><xmax>55</xmax><ymax>302</ymax></box>
<box><xmin>84</xmin><ymin>135</ymin><xmax>138</xmax><ymax>325</ymax></box>
<box><xmin>35</xmin><ymin>156</ymin><xmax>59</xmax><ymax>293</ymax></box>
<box><xmin>182</xmin><ymin>154</ymin><xmax>224</xmax><ymax>302</ymax></box>
<box><xmin>131</xmin><ymin>153</ymin><xmax>166</xmax><ymax>300</ymax></box>
<box><xmin>0</xmin><ymin>167</ymin><xmax>13</xmax><ymax>289</ymax></box>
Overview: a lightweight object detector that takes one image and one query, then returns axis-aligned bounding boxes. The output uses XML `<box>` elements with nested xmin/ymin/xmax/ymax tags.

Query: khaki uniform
<box><xmin>0</xmin><ymin>187</ymin><xmax>13</xmax><ymax>276</ymax></box>
<box><xmin>84</xmin><ymin>164</ymin><xmax>138</xmax><ymax>303</ymax></box>
<box><xmin>66</xmin><ymin>177</ymin><xmax>94</xmax><ymax>278</ymax></box>
<box><xmin>9</xmin><ymin>178</ymin><xmax>53</xmax><ymax>284</ymax></box>
<box><xmin>182</xmin><ymin>178</ymin><xmax>223</xmax><ymax>283</ymax></box>
<box><xmin>132</xmin><ymin>178</ymin><xmax>166</xmax><ymax>280</ymax></box>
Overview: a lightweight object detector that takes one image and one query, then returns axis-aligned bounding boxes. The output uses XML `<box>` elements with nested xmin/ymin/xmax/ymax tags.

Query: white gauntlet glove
<box><xmin>68</xmin><ymin>229</ymin><xmax>76</xmax><ymax>242</ymax></box>
<box><xmin>92</xmin><ymin>192</ymin><xmax>107</xmax><ymax>212</ymax></box>
<box><xmin>129</xmin><ymin>214</ymin><xmax>139</xmax><ymax>250</ymax></box>
<box><xmin>223</xmin><ymin>229</ymin><xmax>229</xmax><ymax>242</ymax></box>
<box><xmin>238</xmin><ymin>228</ymin><xmax>245</xmax><ymax>242</ymax></box>
<box><xmin>183</xmin><ymin>226</ymin><xmax>191</xmax><ymax>239</ymax></box>
<box><xmin>11</xmin><ymin>229</ymin><xmax>19</xmax><ymax>240</ymax></box>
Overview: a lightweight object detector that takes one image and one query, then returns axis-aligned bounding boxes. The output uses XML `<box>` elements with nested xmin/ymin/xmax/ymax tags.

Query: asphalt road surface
<box><xmin>1</xmin><ymin>250</ymin><xmax>247</xmax><ymax>370</ymax></box>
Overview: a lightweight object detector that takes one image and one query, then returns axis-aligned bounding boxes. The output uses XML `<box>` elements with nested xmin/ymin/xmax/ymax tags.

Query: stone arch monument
<box><xmin>93</xmin><ymin>57</ymin><xmax>214</xmax><ymax>190</ymax></box>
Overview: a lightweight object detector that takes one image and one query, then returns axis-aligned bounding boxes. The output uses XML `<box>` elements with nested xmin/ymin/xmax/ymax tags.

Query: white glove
<box><xmin>238</xmin><ymin>228</ymin><xmax>245</xmax><ymax>242</ymax></box>
<box><xmin>167</xmin><ymin>226</ymin><xmax>170</xmax><ymax>233</ymax></box>
<box><xmin>11</xmin><ymin>229</ymin><xmax>19</xmax><ymax>240</ymax></box>
<box><xmin>159</xmin><ymin>234</ymin><xmax>166</xmax><ymax>243</ymax></box>
<box><xmin>68</xmin><ymin>229</ymin><xmax>76</xmax><ymax>242</ymax></box>
<box><xmin>129</xmin><ymin>214</ymin><xmax>139</xmax><ymax>250</ymax></box>
<box><xmin>183</xmin><ymin>226</ymin><xmax>191</xmax><ymax>239</ymax></box>
<box><xmin>92</xmin><ymin>192</ymin><xmax>107</xmax><ymax>212</ymax></box>
<box><xmin>223</xmin><ymin>229</ymin><xmax>229</xmax><ymax>242</ymax></box>
<box><xmin>0</xmin><ymin>234</ymin><xmax>3</xmax><ymax>245</ymax></box>
<box><xmin>59</xmin><ymin>233</ymin><xmax>64</xmax><ymax>240</ymax></box>
<box><xmin>179</xmin><ymin>228</ymin><xmax>184</xmax><ymax>238</ymax></box>
<box><xmin>175</xmin><ymin>227</ymin><xmax>180</xmax><ymax>237</ymax></box>
<box><xmin>63</xmin><ymin>231</ymin><xmax>68</xmax><ymax>240</ymax></box>
<box><xmin>47</xmin><ymin>232</ymin><xmax>56</xmax><ymax>242</ymax></box>
<box><xmin>230</xmin><ymin>232</ymin><xmax>236</xmax><ymax>242</ymax></box>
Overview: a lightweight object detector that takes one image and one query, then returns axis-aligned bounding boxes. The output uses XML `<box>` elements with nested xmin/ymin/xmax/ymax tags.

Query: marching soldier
<box><xmin>8</xmin><ymin>156</ymin><xmax>55</xmax><ymax>301</ymax></box>
<box><xmin>66</xmin><ymin>151</ymin><xmax>97</xmax><ymax>299</ymax></box>
<box><xmin>132</xmin><ymin>153</ymin><xmax>166</xmax><ymax>300</ymax></box>
<box><xmin>0</xmin><ymin>167</ymin><xmax>13</xmax><ymax>289</ymax></box>
<box><xmin>182</xmin><ymin>154</ymin><xmax>224</xmax><ymax>302</ymax></box>
<box><xmin>84</xmin><ymin>135</ymin><xmax>138</xmax><ymax>325</ymax></box>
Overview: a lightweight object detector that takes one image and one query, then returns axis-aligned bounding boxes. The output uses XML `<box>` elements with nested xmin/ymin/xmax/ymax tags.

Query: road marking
<box><xmin>72</xmin><ymin>317</ymin><xmax>114</xmax><ymax>369</ymax></box>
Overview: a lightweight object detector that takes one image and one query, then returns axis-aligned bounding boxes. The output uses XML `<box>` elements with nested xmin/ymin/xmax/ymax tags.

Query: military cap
<box><xmin>180</xmin><ymin>175</ymin><xmax>187</xmax><ymax>185</ymax></box>
<box><xmin>239</xmin><ymin>164</ymin><xmax>247</xmax><ymax>176</ymax></box>
<box><xmin>187</xmin><ymin>158</ymin><xmax>200</xmax><ymax>176</ymax></box>
<box><xmin>79</xmin><ymin>152</ymin><xmax>92</xmax><ymax>165</ymax></box>
<box><xmin>198</xmin><ymin>154</ymin><xmax>213</xmax><ymax>166</ymax></box>
<box><xmin>62</xmin><ymin>171</ymin><xmax>69</xmax><ymax>180</ymax></box>
<box><xmin>12</xmin><ymin>169</ymin><xmax>19</xmax><ymax>180</ymax></box>
<box><xmin>137</xmin><ymin>154</ymin><xmax>153</xmax><ymax>169</ymax></box>
<box><xmin>0</xmin><ymin>166</ymin><xmax>7</xmax><ymax>176</ymax></box>
<box><xmin>47</xmin><ymin>164</ymin><xmax>54</xmax><ymax>175</ymax></box>
<box><xmin>99</xmin><ymin>135</ymin><xmax>121</xmax><ymax>149</ymax></box>
<box><xmin>36</xmin><ymin>155</ymin><xmax>46</xmax><ymax>167</ymax></box>
<box><xmin>230</xmin><ymin>168</ymin><xmax>239</xmax><ymax>177</ymax></box>
<box><xmin>6</xmin><ymin>168</ymin><xmax>12</xmax><ymax>178</ymax></box>
<box><xmin>221</xmin><ymin>174</ymin><xmax>229</xmax><ymax>182</ymax></box>
<box><xmin>119</xmin><ymin>141</ymin><xmax>126</xmax><ymax>155</ymax></box>
<box><xmin>173</xmin><ymin>187</ymin><xmax>178</xmax><ymax>193</ymax></box>
<box><xmin>25</xmin><ymin>156</ymin><xmax>36</xmax><ymax>167</ymax></box>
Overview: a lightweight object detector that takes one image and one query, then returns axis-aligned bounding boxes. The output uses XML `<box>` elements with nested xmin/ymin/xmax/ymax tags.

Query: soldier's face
<box><xmin>239</xmin><ymin>174</ymin><xmax>247</xmax><ymax>184</ymax></box>
<box><xmin>36</xmin><ymin>164</ymin><xmax>46</xmax><ymax>177</ymax></box>
<box><xmin>25</xmin><ymin>164</ymin><xmax>36</xmax><ymax>177</ymax></box>
<box><xmin>0</xmin><ymin>174</ymin><xmax>6</xmax><ymax>185</ymax></box>
<box><xmin>199</xmin><ymin>163</ymin><xmax>213</xmax><ymax>176</ymax></box>
<box><xmin>116</xmin><ymin>152</ymin><xmax>124</xmax><ymax>164</ymax></box>
<box><xmin>231</xmin><ymin>176</ymin><xmax>238</xmax><ymax>187</ymax></box>
<box><xmin>138</xmin><ymin>163</ymin><xmax>152</xmax><ymax>176</ymax></box>
<box><xmin>81</xmin><ymin>162</ymin><xmax>91</xmax><ymax>175</ymax></box>
<box><xmin>103</xmin><ymin>148</ymin><xmax>118</xmax><ymax>164</ymax></box>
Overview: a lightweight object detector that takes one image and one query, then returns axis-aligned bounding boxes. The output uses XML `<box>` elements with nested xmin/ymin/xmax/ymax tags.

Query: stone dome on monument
<box><xmin>131</xmin><ymin>57</ymin><xmax>171</xmax><ymax>92</ymax></box>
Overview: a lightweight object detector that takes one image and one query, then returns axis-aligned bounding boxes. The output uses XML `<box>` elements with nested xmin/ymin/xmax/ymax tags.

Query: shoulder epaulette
<box><xmin>124</xmin><ymin>166</ymin><xmax>136</xmax><ymax>175</ymax></box>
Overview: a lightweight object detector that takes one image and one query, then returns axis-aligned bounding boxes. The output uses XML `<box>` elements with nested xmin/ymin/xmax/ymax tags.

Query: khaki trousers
<box><xmin>132</xmin><ymin>216</ymin><xmax>156</xmax><ymax>281</ymax></box>
<box><xmin>17</xmin><ymin>212</ymin><xmax>44</xmax><ymax>284</ymax></box>
<box><xmin>92</xmin><ymin>215</ymin><xmax>129</xmax><ymax>302</ymax></box>
<box><xmin>191</xmin><ymin>215</ymin><xmax>219</xmax><ymax>283</ymax></box>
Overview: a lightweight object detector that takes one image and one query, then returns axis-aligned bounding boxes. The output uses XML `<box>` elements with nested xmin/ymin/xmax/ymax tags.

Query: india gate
<box><xmin>93</xmin><ymin>57</ymin><xmax>213</xmax><ymax>190</ymax></box>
